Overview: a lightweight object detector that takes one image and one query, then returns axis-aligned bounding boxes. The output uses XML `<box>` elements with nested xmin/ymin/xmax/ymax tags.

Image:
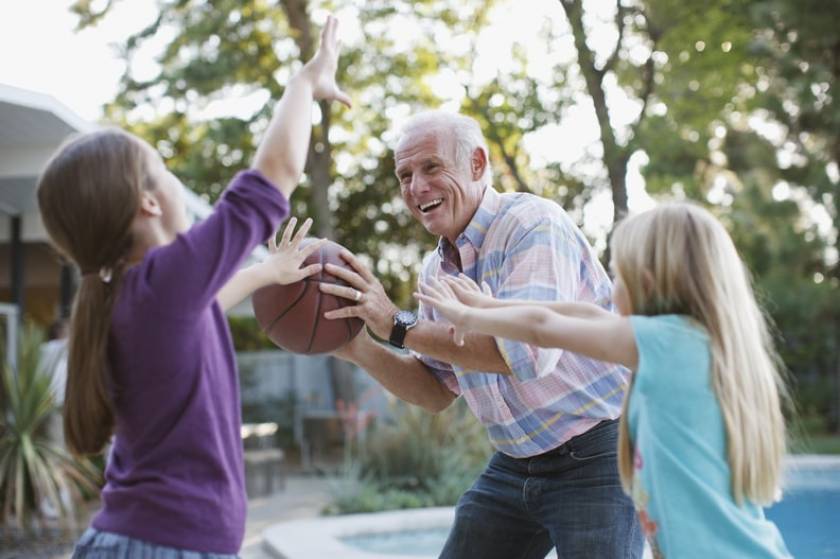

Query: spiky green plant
<box><xmin>0</xmin><ymin>324</ymin><xmax>100</xmax><ymax>533</ymax></box>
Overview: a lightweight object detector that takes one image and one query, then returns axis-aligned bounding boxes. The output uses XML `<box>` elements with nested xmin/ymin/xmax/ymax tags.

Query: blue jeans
<box><xmin>440</xmin><ymin>419</ymin><xmax>643</xmax><ymax>559</ymax></box>
<box><xmin>71</xmin><ymin>529</ymin><xmax>239</xmax><ymax>559</ymax></box>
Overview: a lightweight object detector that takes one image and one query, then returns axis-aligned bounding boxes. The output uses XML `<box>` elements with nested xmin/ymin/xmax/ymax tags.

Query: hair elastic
<box><xmin>81</xmin><ymin>266</ymin><xmax>114</xmax><ymax>284</ymax></box>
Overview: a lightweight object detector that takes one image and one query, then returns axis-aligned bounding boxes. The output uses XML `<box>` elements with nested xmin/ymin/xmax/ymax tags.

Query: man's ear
<box><xmin>470</xmin><ymin>147</ymin><xmax>487</xmax><ymax>181</ymax></box>
<box><xmin>138</xmin><ymin>190</ymin><xmax>163</xmax><ymax>217</ymax></box>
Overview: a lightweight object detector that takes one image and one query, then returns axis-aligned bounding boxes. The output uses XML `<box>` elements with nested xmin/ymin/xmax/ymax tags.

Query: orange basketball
<box><xmin>252</xmin><ymin>239</ymin><xmax>364</xmax><ymax>354</ymax></box>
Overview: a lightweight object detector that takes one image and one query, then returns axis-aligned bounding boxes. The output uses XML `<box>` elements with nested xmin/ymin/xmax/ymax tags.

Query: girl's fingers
<box><xmin>321</xmin><ymin>15</ymin><xmax>332</xmax><ymax>43</ymax></box>
<box><xmin>329</xmin><ymin>15</ymin><xmax>338</xmax><ymax>45</ymax></box>
<box><xmin>334</xmin><ymin>88</ymin><xmax>352</xmax><ymax>109</ymax></box>
<box><xmin>418</xmin><ymin>281</ymin><xmax>440</xmax><ymax>299</ymax></box>
<box><xmin>291</xmin><ymin>217</ymin><xmax>313</xmax><ymax>247</ymax></box>
<box><xmin>438</xmin><ymin>279</ymin><xmax>457</xmax><ymax>299</ymax></box>
<box><xmin>280</xmin><ymin>217</ymin><xmax>298</xmax><ymax>246</ymax></box>
<box><xmin>298</xmin><ymin>263</ymin><xmax>323</xmax><ymax>279</ymax></box>
<box><xmin>445</xmin><ymin>275</ymin><xmax>470</xmax><ymax>294</ymax></box>
<box><xmin>425</xmin><ymin>278</ymin><xmax>450</xmax><ymax>300</ymax></box>
<box><xmin>450</xmin><ymin>326</ymin><xmax>465</xmax><ymax>347</ymax></box>
<box><xmin>268</xmin><ymin>231</ymin><xmax>278</xmax><ymax>252</ymax></box>
<box><xmin>481</xmin><ymin>281</ymin><xmax>492</xmax><ymax>296</ymax></box>
<box><xmin>456</xmin><ymin>273</ymin><xmax>479</xmax><ymax>291</ymax></box>
<box><xmin>415</xmin><ymin>291</ymin><xmax>446</xmax><ymax>309</ymax></box>
<box><xmin>441</xmin><ymin>277</ymin><xmax>467</xmax><ymax>299</ymax></box>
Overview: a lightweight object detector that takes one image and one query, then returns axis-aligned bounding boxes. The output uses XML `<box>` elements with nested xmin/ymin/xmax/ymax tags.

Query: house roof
<box><xmin>0</xmin><ymin>83</ymin><xmax>219</xmax><ymax>223</ymax></box>
<box><xmin>0</xmin><ymin>84</ymin><xmax>266</xmax><ymax>315</ymax></box>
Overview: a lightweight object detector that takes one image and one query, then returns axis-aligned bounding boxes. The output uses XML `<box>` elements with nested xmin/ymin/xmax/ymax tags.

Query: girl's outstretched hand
<box><xmin>442</xmin><ymin>273</ymin><xmax>496</xmax><ymax>308</ymax></box>
<box><xmin>415</xmin><ymin>277</ymin><xmax>473</xmax><ymax>346</ymax></box>
<box><xmin>259</xmin><ymin>217</ymin><xmax>326</xmax><ymax>285</ymax></box>
<box><xmin>301</xmin><ymin>15</ymin><xmax>352</xmax><ymax>108</ymax></box>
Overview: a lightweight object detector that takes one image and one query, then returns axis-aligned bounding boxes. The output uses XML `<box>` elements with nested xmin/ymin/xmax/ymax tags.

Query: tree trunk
<box><xmin>560</xmin><ymin>0</ymin><xmax>630</xmax><ymax>222</ymax></box>
<box><xmin>308</xmin><ymin>101</ymin><xmax>336</xmax><ymax>239</ymax></box>
<box><xmin>282</xmin><ymin>0</ymin><xmax>347</xmax><ymax>415</ymax></box>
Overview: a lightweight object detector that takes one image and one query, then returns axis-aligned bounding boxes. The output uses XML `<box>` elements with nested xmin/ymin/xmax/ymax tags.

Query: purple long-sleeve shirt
<box><xmin>91</xmin><ymin>170</ymin><xmax>288</xmax><ymax>553</ymax></box>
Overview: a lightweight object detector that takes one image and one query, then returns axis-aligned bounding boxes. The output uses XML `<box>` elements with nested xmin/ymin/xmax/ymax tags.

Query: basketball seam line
<box><xmin>306</xmin><ymin>276</ymin><xmax>322</xmax><ymax>354</ymax></box>
<box><xmin>262</xmin><ymin>281</ymin><xmax>311</xmax><ymax>336</ymax></box>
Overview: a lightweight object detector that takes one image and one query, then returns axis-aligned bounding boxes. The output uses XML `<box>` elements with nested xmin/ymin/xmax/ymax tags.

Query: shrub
<box><xmin>0</xmin><ymin>324</ymin><xmax>100</xmax><ymax>534</ymax></box>
<box><xmin>326</xmin><ymin>399</ymin><xmax>491</xmax><ymax>514</ymax></box>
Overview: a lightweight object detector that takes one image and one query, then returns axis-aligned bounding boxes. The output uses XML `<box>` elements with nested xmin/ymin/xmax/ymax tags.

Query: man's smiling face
<box><xmin>395</xmin><ymin>127</ymin><xmax>484</xmax><ymax>243</ymax></box>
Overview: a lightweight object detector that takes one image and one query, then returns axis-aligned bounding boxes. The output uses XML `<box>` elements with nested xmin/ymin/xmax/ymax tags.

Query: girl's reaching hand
<box><xmin>259</xmin><ymin>217</ymin><xmax>326</xmax><ymax>285</ymax></box>
<box><xmin>415</xmin><ymin>277</ymin><xmax>473</xmax><ymax>346</ymax></box>
<box><xmin>442</xmin><ymin>273</ymin><xmax>497</xmax><ymax>308</ymax></box>
<box><xmin>301</xmin><ymin>15</ymin><xmax>352</xmax><ymax>108</ymax></box>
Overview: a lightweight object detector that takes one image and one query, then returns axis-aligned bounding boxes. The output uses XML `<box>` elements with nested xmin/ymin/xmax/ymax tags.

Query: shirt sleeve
<box><xmin>139</xmin><ymin>170</ymin><xmax>289</xmax><ymax>316</ymax></box>
<box><xmin>489</xmin><ymin>216</ymin><xmax>582</xmax><ymax>382</ymax></box>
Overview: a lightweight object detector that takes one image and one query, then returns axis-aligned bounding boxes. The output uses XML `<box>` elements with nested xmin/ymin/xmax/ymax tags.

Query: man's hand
<box><xmin>319</xmin><ymin>250</ymin><xmax>400</xmax><ymax>339</ymax></box>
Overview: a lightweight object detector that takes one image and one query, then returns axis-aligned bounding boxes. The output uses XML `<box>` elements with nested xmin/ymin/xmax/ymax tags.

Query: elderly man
<box><xmin>321</xmin><ymin>110</ymin><xmax>643</xmax><ymax>559</ymax></box>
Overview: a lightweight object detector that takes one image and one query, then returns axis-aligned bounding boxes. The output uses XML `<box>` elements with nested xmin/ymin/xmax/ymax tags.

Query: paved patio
<box><xmin>0</xmin><ymin>474</ymin><xmax>333</xmax><ymax>559</ymax></box>
<box><xmin>241</xmin><ymin>474</ymin><xmax>334</xmax><ymax>558</ymax></box>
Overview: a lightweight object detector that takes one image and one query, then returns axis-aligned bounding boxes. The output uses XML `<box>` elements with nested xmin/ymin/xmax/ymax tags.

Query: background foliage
<box><xmin>326</xmin><ymin>400</ymin><xmax>492</xmax><ymax>514</ymax></box>
<box><xmin>70</xmin><ymin>0</ymin><xmax>840</xmax><ymax>435</ymax></box>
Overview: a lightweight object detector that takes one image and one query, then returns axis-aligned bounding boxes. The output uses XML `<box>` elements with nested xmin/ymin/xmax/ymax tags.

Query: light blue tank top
<box><xmin>628</xmin><ymin>314</ymin><xmax>791</xmax><ymax>558</ymax></box>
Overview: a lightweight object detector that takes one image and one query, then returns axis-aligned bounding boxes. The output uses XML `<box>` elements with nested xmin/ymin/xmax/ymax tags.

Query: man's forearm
<box><xmin>403</xmin><ymin>320</ymin><xmax>511</xmax><ymax>375</ymax></box>
<box><xmin>349</xmin><ymin>339</ymin><xmax>456</xmax><ymax>412</ymax></box>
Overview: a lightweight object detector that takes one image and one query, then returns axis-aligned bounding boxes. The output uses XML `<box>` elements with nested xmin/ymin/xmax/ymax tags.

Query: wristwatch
<box><xmin>388</xmin><ymin>310</ymin><xmax>418</xmax><ymax>349</ymax></box>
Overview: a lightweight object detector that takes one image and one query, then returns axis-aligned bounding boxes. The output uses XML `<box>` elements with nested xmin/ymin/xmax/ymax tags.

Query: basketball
<box><xmin>252</xmin><ymin>239</ymin><xmax>364</xmax><ymax>354</ymax></box>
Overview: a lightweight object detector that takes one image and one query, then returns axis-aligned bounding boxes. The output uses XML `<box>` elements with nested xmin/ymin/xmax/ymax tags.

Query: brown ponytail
<box><xmin>37</xmin><ymin>129</ymin><xmax>150</xmax><ymax>456</ymax></box>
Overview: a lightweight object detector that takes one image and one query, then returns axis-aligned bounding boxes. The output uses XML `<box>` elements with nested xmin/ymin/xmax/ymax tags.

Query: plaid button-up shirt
<box><xmin>414</xmin><ymin>186</ymin><xmax>630</xmax><ymax>457</ymax></box>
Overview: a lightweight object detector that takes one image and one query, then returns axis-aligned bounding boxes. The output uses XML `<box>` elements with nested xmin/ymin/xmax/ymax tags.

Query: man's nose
<box><xmin>409</xmin><ymin>173</ymin><xmax>430</xmax><ymax>195</ymax></box>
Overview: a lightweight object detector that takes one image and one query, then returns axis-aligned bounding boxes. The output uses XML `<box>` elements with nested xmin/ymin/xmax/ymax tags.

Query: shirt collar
<box><xmin>435</xmin><ymin>185</ymin><xmax>502</xmax><ymax>258</ymax></box>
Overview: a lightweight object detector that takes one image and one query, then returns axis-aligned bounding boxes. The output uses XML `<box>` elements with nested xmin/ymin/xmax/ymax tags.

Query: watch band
<box><xmin>389</xmin><ymin>322</ymin><xmax>409</xmax><ymax>349</ymax></box>
<box><xmin>388</xmin><ymin>310</ymin><xmax>418</xmax><ymax>349</ymax></box>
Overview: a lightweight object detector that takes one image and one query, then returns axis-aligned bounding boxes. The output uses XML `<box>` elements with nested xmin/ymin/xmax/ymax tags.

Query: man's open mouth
<box><xmin>418</xmin><ymin>198</ymin><xmax>443</xmax><ymax>213</ymax></box>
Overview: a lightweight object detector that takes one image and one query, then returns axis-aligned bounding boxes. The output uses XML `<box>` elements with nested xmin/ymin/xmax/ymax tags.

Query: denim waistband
<box><xmin>538</xmin><ymin>417</ymin><xmax>619</xmax><ymax>458</ymax></box>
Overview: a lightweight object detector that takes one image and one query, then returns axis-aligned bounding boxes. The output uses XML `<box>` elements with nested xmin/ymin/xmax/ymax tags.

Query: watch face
<box><xmin>395</xmin><ymin>310</ymin><xmax>417</xmax><ymax>326</ymax></box>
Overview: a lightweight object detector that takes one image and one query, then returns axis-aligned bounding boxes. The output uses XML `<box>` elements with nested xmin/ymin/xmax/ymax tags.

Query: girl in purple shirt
<box><xmin>37</xmin><ymin>15</ymin><xmax>350</xmax><ymax>558</ymax></box>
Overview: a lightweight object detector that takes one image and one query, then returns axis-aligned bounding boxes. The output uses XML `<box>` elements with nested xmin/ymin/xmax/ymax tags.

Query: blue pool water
<box><xmin>343</xmin><ymin>528</ymin><xmax>450</xmax><ymax>555</ymax></box>
<box><xmin>343</xmin><ymin>464</ymin><xmax>840</xmax><ymax>557</ymax></box>
<box><xmin>766</xmin><ymin>466</ymin><xmax>840</xmax><ymax>558</ymax></box>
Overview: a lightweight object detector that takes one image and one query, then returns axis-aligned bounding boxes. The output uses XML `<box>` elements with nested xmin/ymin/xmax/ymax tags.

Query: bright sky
<box><xmin>0</xmin><ymin>0</ymin><xmax>656</xmax><ymax>245</ymax></box>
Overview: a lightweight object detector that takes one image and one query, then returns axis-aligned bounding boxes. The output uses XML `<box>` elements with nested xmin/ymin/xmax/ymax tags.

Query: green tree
<box><xmin>630</xmin><ymin>0</ymin><xmax>840</xmax><ymax>432</ymax></box>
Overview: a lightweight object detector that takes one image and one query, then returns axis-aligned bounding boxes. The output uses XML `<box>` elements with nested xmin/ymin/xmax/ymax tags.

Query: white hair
<box><xmin>399</xmin><ymin>110</ymin><xmax>493</xmax><ymax>184</ymax></box>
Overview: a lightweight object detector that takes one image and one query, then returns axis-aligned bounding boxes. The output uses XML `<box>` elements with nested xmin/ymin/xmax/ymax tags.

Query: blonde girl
<box><xmin>417</xmin><ymin>202</ymin><xmax>791</xmax><ymax>558</ymax></box>
<box><xmin>37</xmin><ymin>15</ymin><xmax>349</xmax><ymax>558</ymax></box>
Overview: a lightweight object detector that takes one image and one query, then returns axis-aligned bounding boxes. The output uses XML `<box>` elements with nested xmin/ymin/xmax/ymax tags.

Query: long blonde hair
<box><xmin>611</xmin><ymin>202</ymin><xmax>788</xmax><ymax>505</ymax></box>
<box><xmin>37</xmin><ymin>129</ymin><xmax>152</xmax><ymax>456</ymax></box>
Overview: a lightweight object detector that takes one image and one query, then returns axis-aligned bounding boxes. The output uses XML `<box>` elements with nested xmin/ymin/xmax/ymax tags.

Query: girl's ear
<box><xmin>138</xmin><ymin>190</ymin><xmax>163</xmax><ymax>217</ymax></box>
